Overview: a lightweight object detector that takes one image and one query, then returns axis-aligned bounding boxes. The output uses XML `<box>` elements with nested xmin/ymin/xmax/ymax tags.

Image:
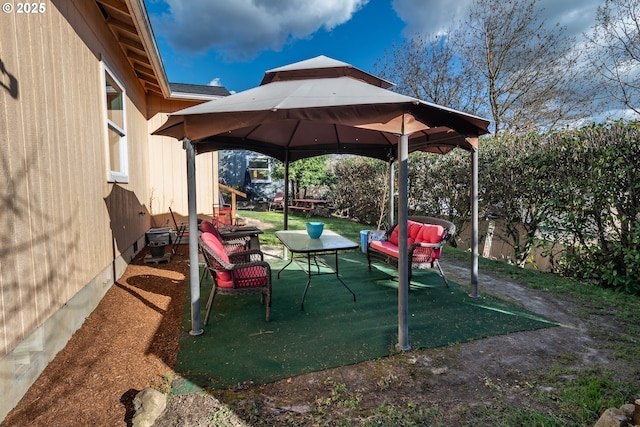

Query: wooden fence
<box><xmin>455</xmin><ymin>220</ymin><xmax>562</xmax><ymax>272</ymax></box>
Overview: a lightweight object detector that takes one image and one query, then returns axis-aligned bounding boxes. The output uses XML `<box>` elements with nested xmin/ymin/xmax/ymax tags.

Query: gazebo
<box><xmin>154</xmin><ymin>56</ymin><xmax>490</xmax><ymax>350</ymax></box>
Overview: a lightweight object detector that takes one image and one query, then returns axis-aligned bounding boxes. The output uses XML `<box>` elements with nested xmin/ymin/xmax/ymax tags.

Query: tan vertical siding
<box><xmin>0</xmin><ymin>0</ymin><xmax>157</xmax><ymax>357</ymax></box>
<box><xmin>147</xmin><ymin>109</ymin><xmax>219</xmax><ymax>223</ymax></box>
<box><xmin>0</xmin><ymin>0</ymin><xmax>228</xmax><ymax>419</ymax></box>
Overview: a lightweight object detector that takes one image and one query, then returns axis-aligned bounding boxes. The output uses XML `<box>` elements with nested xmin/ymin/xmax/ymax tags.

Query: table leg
<box><xmin>300</xmin><ymin>253</ymin><xmax>313</xmax><ymax>310</ymax></box>
<box><xmin>334</xmin><ymin>251</ymin><xmax>356</xmax><ymax>302</ymax></box>
<box><xmin>277</xmin><ymin>257</ymin><xmax>295</xmax><ymax>279</ymax></box>
<box><xmin>311</xmin><ymin>255</ymin><xmax>321</xmax><ymax>274</ymax></box>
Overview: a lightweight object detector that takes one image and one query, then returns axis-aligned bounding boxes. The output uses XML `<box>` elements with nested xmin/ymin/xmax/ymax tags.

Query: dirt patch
<box><xmin>2</xmin><ymin>244</ymin><xmax>634</xmax><ymax>426</ymax></box>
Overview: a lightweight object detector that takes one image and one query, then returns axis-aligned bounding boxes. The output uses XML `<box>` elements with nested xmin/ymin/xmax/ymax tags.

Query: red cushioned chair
<box><xmin>198</xmin><ymin>222</ymin><xmax>255</xmax><ymax>289</ymax></box>
<box><xmin>199</xmin><ymin>233</ymin><xmax>272</xmax><ymax>324</ymax></box>
<box><xmin>200</xmin><ymin>220</ymin><xmax>249</xmax><ymax>251</ymax></box>
<box><xmin>367</xmin><ymin>216</ymin><xmax>455</xmax><ymax>287</ymax></box>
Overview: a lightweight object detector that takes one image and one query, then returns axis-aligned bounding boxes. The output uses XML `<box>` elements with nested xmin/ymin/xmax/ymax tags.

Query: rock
<box><xmin>593</xmin><ymin>408</ymin><xmax>626</xmax><ymax>427</ymax></box>
<box><xmin>620</xmin><ymin>403</ymin><xmax>635</xmax><ymax>417</ymax></box>
<box><xmin>132</xmin><ymin>388</ymin><xmax>167</xmax><ymax>427</ymax></box>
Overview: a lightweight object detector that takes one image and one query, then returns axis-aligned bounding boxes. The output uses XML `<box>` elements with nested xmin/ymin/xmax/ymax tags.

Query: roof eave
<box><xmin>125</xmin><ymin>0</ymin><xmax>171</xmax><ymax>97</ymax></box>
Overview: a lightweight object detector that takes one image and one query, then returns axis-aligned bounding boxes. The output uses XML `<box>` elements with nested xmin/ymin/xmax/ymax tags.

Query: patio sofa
<box><xmin>366</xmin><ymin>216</ymin><xmax>455</xmax><ymax>287</ymax></box>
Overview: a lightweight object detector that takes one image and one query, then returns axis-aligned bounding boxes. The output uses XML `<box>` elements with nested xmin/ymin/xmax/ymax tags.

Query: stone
<box><xmin>132</xmin><ymin>387</ymin><xmax>167</xmax><ymax>427</ymax></box>
<box><xmin>620</xmin><ymin>403</ymin><xmax>635</xmax><ymax>417</ymax></box>
<box><xmin>593</xmin><ymin>408</ymin><xmax>627</xmax><ymax>427</ymax></box>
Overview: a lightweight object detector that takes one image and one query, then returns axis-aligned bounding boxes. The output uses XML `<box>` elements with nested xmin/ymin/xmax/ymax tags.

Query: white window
<box><xmin>103</xmin><ymin>66</ymin><xmax>128</xmax><ymax>182</ymax></box>
<box><xmin>247</xmin><ymin>156</ymin><xmax>271</xmax><ymax>182</ymax></box>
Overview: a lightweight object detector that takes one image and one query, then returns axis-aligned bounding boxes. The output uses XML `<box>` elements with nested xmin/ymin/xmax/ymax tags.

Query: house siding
<box><xmin>147</xmin><ymin>98</ymin><xmax>220</xmax><ymax>222</ymax></box>
<box><xmin>0</xmin><ymin>0</ymin><xmax>211</xmax><ymax>420</ymax></box>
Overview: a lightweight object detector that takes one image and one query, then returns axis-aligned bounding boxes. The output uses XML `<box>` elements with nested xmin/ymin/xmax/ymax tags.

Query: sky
<box><xmin>144</xmin><ymin>0</ymin><xmax>603</xmax><ymax>95</ymax></box>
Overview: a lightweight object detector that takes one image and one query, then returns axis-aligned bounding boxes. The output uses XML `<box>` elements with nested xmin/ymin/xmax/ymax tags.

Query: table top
<box><xmin>276</xmin><ymin>230</ymin><xmax>358</xmax><ymax>253</ymax></box>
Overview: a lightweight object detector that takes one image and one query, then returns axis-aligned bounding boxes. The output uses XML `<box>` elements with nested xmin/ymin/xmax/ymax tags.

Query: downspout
<box><xmin>184</xmin><ymin>138</ymin><xmax>204</xmax><ymax>336</ymax></box>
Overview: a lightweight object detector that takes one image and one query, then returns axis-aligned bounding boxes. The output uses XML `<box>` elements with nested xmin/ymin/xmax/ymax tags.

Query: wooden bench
<box><xmin>288</xmin><ymin>205</ymin><xmax>313</xmax><ymax>217</ymax></box>
<box><xmin>366</xmin><ymin>216</ymin><xmax>455</xmax><ymax>287</ymax></box>
<box><xmin>288</xmin><ymin>205</ymin><xmax>313</xmax><ymax>212</ymax></box>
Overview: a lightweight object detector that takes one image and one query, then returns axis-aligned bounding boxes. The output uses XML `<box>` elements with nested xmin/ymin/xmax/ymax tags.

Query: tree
<box><xmin>376</xmin><ymin>0</ymin><xmax>587</xmax><ymax>133</ymax></box>
<box><xmin>408</xmin><ymin>150</ymin><xmax>473</xmax><ymax>238</ymax></box>
<box><xmin>584</xmin><ymin>0</ymin><xmax>640</xmax><ymax>117</ymax></box>
<box><xmin>272</xmin><ymin>156</ymin><xmax>334</xmax><ymax>200</ymax></box>
<box><xmin>329</xmin><ymin>157</ymin><xmax>388</xmax><ymax>226</ymax></box>
<box><xmin>478</xmin><ymin>132</ymin><xmax>560</xmax><ymax>267</ymax></box>
<box><xmin>543</xmin><ymin>122</ymin><xmax>640</xmax><ymax>293</ymax></box>
<box><xmin>458</xmin><ymin>0</ymin><xmax>585</xmax><ymax>133</ymax></box>
<box><xmin>374</xmin><ymin>32</ymin><xmax>484</xmax><ymax>114</ymax></box>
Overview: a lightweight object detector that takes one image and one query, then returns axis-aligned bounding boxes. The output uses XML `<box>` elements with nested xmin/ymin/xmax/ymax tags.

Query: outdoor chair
<box><xmin>200</xmin><ymin>220</ymin><xmax>250</xmax><ymax>250</ymax></box>
<box><xmin>268</xmin><ymin>192</ymin><xmax>285</xmax><ymax>211</ymax></box>
<box><xmin>169</xmin><ymin>207</ymin><xmax>188</xmax><ymax>255</ymax></box>
<box><xmin>367</xmin><ymin>216</ymin><xmax>455</xmax><ymax>287</ymax></box>
<box><xmin>199</xmin><ymin>233</ymin><xmax>272</xmax><ymax>324</ymax></box>
<box><xmin>198</xmin><ymin>222</ymin><xmax>251</xmax><ymax>286</ymax></box>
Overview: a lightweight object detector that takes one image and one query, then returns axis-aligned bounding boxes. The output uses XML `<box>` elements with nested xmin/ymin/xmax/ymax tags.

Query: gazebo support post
<box><xmin>397</xmin><ymin>133</ymin><xmax>411</xmax><ymax>352</ymax></box>
<box><xmin>184</xmin><ymin>138</ymin><xmax>204</xmax><ymax>336</ymax></box>
<box><xmin>283</xmin><ymin>150</ymin><xmax>290</xmax><ymax>231</ymax></box>
<box><xmin>388</xmin><ymin>160</ymin><xmax>395</xmax><ymax>227</ymax></box>
<box><xmin>470</xmin><ymin>145</ymin><xmax>480</xmax><ymax>298</ymax></box>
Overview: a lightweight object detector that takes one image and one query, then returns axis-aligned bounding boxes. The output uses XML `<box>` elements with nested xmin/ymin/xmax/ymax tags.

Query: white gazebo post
<box><xmin>397</xmin><ymin>132</ymin><xmax>410</xmax><ymax>351</ymax></box>
<box><xmin>184</xmin><ymin>138</ymin><xmax>204</xmax><ymax>336</ymax></box>
<box><xmin>470</xmin><ymin>143</ymin><xmax>480</xmax><ymax>298</ymax></box>
<box><xmin>388</xmin><ymin>160</ymin><xmax>395</xmax><ymax>227</ymax></box>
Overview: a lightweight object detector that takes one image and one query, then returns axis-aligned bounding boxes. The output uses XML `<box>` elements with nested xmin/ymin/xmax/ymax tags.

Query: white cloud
<box><xmin>392</xmin><ymin>0</ymin><xmax>473</xmax><ymax>36</ymax></box>
<box><xmin>208</xmin><ymin>77</ymin><xmax>222</xmax><ymax>87</ymax></box>
<box><xmin>538</xmin><ymin>0</ymin><xmax>600</xmax><ymax>40</ymax></box>
<box><xmin>154</xmin><ymin>0</ymin><xmax>369</xmax><ymax>60</ymax></box>
<box><xmin>392</xmin><ymin>0</ymin><xmax>601</xmax><ymax>39</ymax></box>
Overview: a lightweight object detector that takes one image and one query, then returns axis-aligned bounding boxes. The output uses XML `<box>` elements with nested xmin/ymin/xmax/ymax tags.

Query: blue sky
<box><xmin>144</xmin><ymin>0</ymin><xmax>602</xmax><ymax>94</ymax></box>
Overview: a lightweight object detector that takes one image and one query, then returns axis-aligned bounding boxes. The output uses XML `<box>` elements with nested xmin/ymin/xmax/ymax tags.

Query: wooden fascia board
<box><xmin>124</xmin><ymin>0</ymin><xmax>171</xmax><ymax>97</ymax></box>
<box><xmin>133</xmin><ymin>61</ymin><xmax>155</xmax><ymax>77</ymax></box>
<box><xmin>107</xmin><ymin>16</ymin><xmax>138</xmax><ymax>36</ymax></box>
<box><xmin>97</xmin><ymin>0</ymin><xmax>128</xmax><ymax>14</ymax></box>
<box><xmin>126</xmin><ymin>50</ymin><xmax>152</xmax><ymax>66</ymax></box>
<box><xmin>118</xmin><ymin>34</ymin><xmax>145</xmax><ymax>52</ymax></box>
<box><xmin>134</xmin><ymin>66</ymin><xmax>158</xmax><ymax>82</ymax></box>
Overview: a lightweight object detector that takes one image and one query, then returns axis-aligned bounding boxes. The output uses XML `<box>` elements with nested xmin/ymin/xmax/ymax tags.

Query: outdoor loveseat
<box><xmin>366</xmin><ymin>216</ymin><xmax>456</xmax><ymax>287</ymax></box>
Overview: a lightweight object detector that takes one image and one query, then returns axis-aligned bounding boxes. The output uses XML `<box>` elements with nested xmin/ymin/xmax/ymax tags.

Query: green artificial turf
<box><xmin>173</xmin><ymin>251</ymin><xmax>559</xmax><ymax>393</ymax></box>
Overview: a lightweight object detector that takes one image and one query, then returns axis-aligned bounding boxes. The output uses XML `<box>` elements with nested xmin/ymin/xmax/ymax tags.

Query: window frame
<box><xmin>246</xmin><ymin>156</ymin><xmax>271</xmax><ymax>183</ymax></box>
<box><xmin>102</xmin><ymin>64</ymin><xmax>129</xmax><ymax>183</ymax></box>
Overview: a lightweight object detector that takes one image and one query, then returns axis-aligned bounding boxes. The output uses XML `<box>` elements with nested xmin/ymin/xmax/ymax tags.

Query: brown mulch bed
<box><xmin>2</xmin><ymin>247</ymin><xmax>190</xmax><ymax>427</ymax></box>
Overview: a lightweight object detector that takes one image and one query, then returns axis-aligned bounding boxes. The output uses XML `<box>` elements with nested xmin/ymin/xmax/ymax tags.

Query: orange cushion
<box><xmin>201</xmin><ymin>233</ymin><xmax>233</xmax><ymax>286</ymax></box>
<box><xmin>232</xmin><ymin>266</ymin><xmax>268</xmax><ymax>287</ymax></box>
<box><xmin>200</xmin><ymin>220</ymin><xmax>216</xmax><ymax>234</ymax></box>
<box><xmin>388</xmin><ymin>225</ymin><xmax>399</xmax><ymax>246</ymax></box>
<box><xmin>417</xmin><ymin>224</ymin><xmax>445</xmax><ymax>244</ymax></box>
<box><xmin>407</xmin><ymin>220</ymin><xmax>423</xmax><ymax>246</ymax></box>
<box><xmin>201</xmin><ymin>233</ymin><xmax>226</xmax><ymax>258</ymax></box>
<box><xmin>388</xmin><ymin>220</ymin><xmax>424</xmax><ymax>247</ymax></box>
<box><xmin>369</xmin><ymin>240</ymin><xmax>399</xmax><ymax>257</ymax></box>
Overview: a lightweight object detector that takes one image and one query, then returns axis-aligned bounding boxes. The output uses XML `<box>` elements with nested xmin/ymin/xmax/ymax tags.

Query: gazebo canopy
<box><xmin>153</xmin><ymin>55</ymin><xmax>490</xmax><ymax>348</ymax></box>
<box><xmin>154</xmin><ymin>56</ymin><xmax>489</xmax><ymax>161</ymax></box>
